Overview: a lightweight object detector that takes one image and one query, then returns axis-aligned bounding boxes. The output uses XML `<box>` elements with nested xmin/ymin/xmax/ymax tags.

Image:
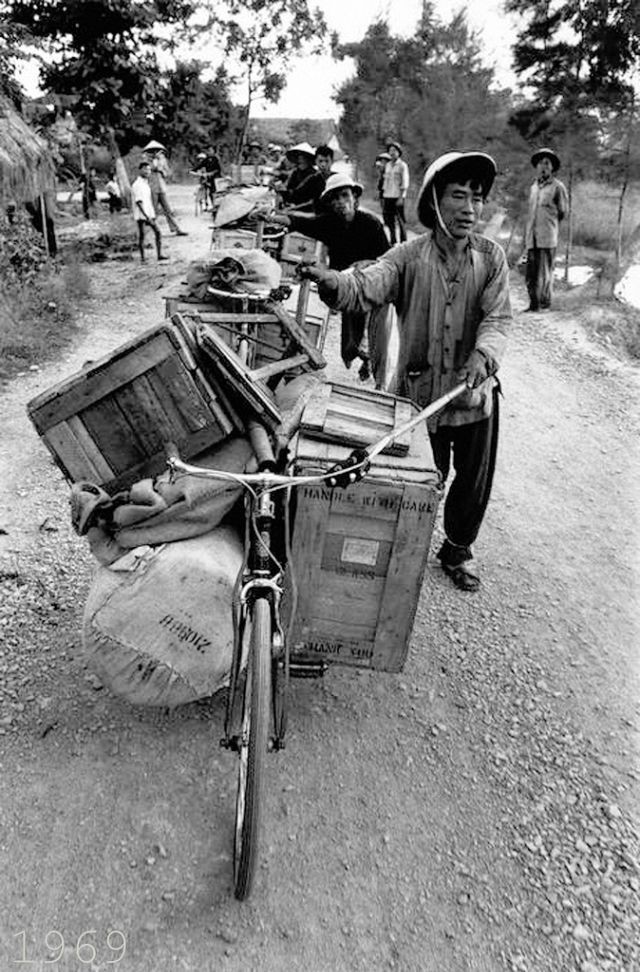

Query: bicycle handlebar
<box><xmin>167</xmin><ymin>382</ymin><xmax>468</xmax><ymax>491</ymax></box>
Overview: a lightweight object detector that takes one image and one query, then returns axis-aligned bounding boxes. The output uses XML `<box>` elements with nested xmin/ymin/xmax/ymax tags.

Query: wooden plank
<box><xmin>191</xmin><ymin>371</ymin><xmax>237</xmax><ymax>436</ymax></box>
<box><xmin>283</xmin><ymin>482</ymin><xmax>332</xmax><ymax>644</ymax></box>
<box><xmin>297</xmin><ymin>382</ymin><xmax>332</xmax><ymax>432</ymax></box>
<box><xmin>250</xmin><ymin>353</ymin><xmax>309</xmax><ymax>383</ymax></box>
<box><xmin>43</xmin><ymin>421</ymin><xmax>102</xmax><ymax>482</ymax></box>
<box><xmin>393</xmin><ymin>398</ymin><xmax>415</xmax><ymax>453</ymax></box>
<box><xmin>372</xmin><ymin>482</ymin><xmax>439</xmax><ymax>672</ymax></box>
<box><xmin>66</xmin><ymin>415</ymin><xmax>115</xmax><ymax>482</ymax></box>
<box><xmin>27</xmin><ymin>328</ymin><xmax>179</xmax><ymax>430</ymax></box>
<box><xmin>81</xmin><ymin>396</ymin><xmax>148</xmax><ymax>476</ymax></box>
<box><xmin>112</xmin><ymin>382</ymin><xmax>168</xmax><ymax>456</ymax></box>
<box><xmin>263</xmin><ymin>300</ymin><xmax>326</xmax><ymax>370</ymax></box>
<box><xmin>153</xmin><ymin>355</ymin><xmax>213</xmax><ymax>433</ymax></box>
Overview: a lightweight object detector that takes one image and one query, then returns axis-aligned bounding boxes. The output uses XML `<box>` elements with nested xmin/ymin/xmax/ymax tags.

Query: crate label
<box><xmin>341</xmin><ymin>537</ymin><xmax>379</xmax><ymax>566</ymax></box>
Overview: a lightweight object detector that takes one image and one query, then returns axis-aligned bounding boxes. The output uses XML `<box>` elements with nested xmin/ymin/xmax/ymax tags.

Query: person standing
<box><xmin>524</xmin><ymin>147</ymin><xmax>568</xmax><ymax>311</ymax></box>
<box><xmin>382</xmin><ymin>141</ymin><xmax>409</xmax><ymax>243</ymax></box>
<box><xmin>314</xmin><ymin>144</ymin><xmax>334</xmax><ymax>183</ymax></box>
<box><xmin>142</xmin><ymin>141</ymin><xmax>188</xmax><ymax>236</ymax></box>
<box><xmin>298</xmin><ymin>152</ymin><xmax>512</xmax><ymax>592</ymax></box>
<box><xmin>269</xmin><ymin>172</ymin><xmax>390</xmax><ymax>385</ymax></box>
<box><xmin>105</xmin><ymin>172</ymin><xmax>122</xmax><ymax>213</ymax></box>
<box><xmin>131</xmin><ymin>161</ymin><xmax>167</xmax><ymax>263</ymax></box>
<box><xmin>375</xmin><ymin>152</ymin><xmax>391</xmax><ymax>207</ymax></box>
<box><xmin>78</xmin><ymin>167</ymin><xmax>98</xmax><ymax>220</ymax></box>
<box><xmin>276</xmin><ymin>142</ymin><xmax>325</xmax><ymax>212</ymax></box>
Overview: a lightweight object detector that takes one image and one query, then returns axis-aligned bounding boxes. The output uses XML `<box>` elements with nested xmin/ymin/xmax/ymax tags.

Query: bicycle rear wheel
<box><xmin>233</xmin><ymin>595</ymin><xmax>272</xmax><ymax>899</ymax></box>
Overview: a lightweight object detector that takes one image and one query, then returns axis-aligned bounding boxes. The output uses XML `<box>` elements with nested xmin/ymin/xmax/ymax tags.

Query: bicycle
<box><xmin>167</xmin><ymin>372</ymin><xmax>466</xmax><ymax>899</ymax></box>
<box><xmin>191</xmin><ymin>170</ymin><xmax>212</xmax><ymax>216</ymax></box>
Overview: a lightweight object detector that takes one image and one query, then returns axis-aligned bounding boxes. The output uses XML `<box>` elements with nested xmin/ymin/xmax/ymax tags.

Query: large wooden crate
<box><xmin>299</xmin><ymin>382</ymin><xmax>415</xmax><ymax>457</ymax></box>
<box><xmin>283</xmin><ymin>399</ymin><xmax>441</xmax><ymax>673</ymax></box>
<box><xmin>164</xmin><ymin>288</ymin><xmax>328</xmax><ymax>373</ymax></box>
<box><xmin>27</xmin><ymin>321</ymin><xmax>238</xmax><ymax>493</ymax></box>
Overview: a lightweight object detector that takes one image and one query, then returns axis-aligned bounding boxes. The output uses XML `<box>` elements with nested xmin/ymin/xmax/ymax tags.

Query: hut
<box><xmin>0</xmin><ymin>98</ymin><xmax>57</xmax><ymax>254</ymax></box>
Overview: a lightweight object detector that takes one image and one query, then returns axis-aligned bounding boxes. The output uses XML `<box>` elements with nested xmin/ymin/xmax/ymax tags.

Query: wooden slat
<box><xmin>112</xmin><ymin>382</ymin><xmax>168</xmax><ymax>456</ymax></box>
<box><xmin>284</xmin><ymin>481</ymin><xmax>332</xmax><ymax>645</ymax></box>
<box><xmin>66</xmin><ymin>415</ymin><xmax>115</xmax><ymax>482</ymax></box>
<box><xmin>81</xmin><ymin>396</ymin><xmax>148</xmax><ymax>476</ymax></box>
<box><xmin>297</xmin><ymin>382</ymin><xmax>332</xmax><ymax>432</ymax></box>
<box><xmin>153</xmin><ymin>355</ymin><xmax>212</xmax><ymax>432</ymax></box>
<box><xmin>372</xmin><ymin>482</ymin><xmax>438</xmax><ymax>672</ymax></box>
<box><xmin>43</xmin><ymin>421</ymin><xmax>103</xmax><ymax>482</ymax></box>
<box><xmin>27</xmin><ymin>328</ymin><xmax>179</xmax><ymax>430</ymax></box>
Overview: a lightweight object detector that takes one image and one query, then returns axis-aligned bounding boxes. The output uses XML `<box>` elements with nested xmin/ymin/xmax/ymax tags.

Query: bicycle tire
<box><xmin>233</xmin><ymin>595</ymin><xmax>272</xmax><ymax>900</ymax></box>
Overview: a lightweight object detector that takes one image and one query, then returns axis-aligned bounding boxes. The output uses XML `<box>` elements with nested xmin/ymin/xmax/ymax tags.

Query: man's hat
<box><xmin>417</xmin><ymin>151</ymin><xmax>497</xmax><ymax>228</ymax></box>
<box><xmin>376</xmin><ymin>151</ymin><xmax>391</xmax><ymax>162</ymax></box>
<box><xmin>247</xmin><ymin>140</ymin><xmax>262</xmax><ymax>149</ymax></box>
<box><xmin>286</xmin><ymin>141</ymin><xmax>316</xmax><ymax>161</ymax></box>
<box><xmin>319</xmin><ymin>173</ymin><xmax>363</xmax><ymax>206</ymax></box>
<box><xmin>142</xmin><ymin>139</ymin><xmax>166</xmax><ymax>152</ymax></box>
<box><xmin>196</xmin><ymin>152</ymin><xmax>208</xmax><ymax>159</ymax></box>
<box><xmin>387</xmin><ymin>141</ymin><xmax>403</xmax><ymax>155</ymax></box>
<box><xmin>531</xmin><ymin>147</ymin><xmax>560</xmax><ymax>171</ymax></box>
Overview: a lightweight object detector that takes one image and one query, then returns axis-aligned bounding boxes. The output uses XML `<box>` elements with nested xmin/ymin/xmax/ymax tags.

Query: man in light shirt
<box><xmin>524</xmin><ymin>148</ymin><xmax>568</xmax><ymax>311</ymax></box>
<box><xmin>382</xmin><ymin>141</ymin><xmax>410</xmax><ymax>244</ymax></box>
<box><xmin>130</xmin><ymin>162</ymin><xmax>167</xmax><ymax>263</ymax></box>
<box><xmin>299</xmin><ymin>151</ymin><xmax>512</xmax><ymax>592</ymax></box>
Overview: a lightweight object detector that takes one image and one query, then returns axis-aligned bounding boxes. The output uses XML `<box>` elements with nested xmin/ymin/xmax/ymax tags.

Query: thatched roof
<box><xmin>0</xmin><ymin>99</ymin><xmax>56</xmax><ymax>206</ymax></box>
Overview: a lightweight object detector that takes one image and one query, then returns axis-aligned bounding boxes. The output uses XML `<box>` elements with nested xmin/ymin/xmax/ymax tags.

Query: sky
<box><xmin>252</xmin><ymin>0</ymin><xmax>520</xmax><ymax>120</ymax></box>
<box><xmin>17</xmin><ymin>0</ymin><xmax>521</xmax><ymax>119</ymax></box>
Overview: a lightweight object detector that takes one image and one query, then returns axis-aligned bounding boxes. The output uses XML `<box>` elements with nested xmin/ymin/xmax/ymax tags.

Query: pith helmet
<box><xmin>319</xmin><ymin>173</ymin><xmax>363</xmax><ymax>205</ymax></box>
<box><xmin>531</xmin><ymin>147</ymin><xmax>560</xmax><ymax>171</ymax></box>
<box><xmin>417</xmin><ymin>151</ymin><xmax>497</xmax><ymax>228</ymax></box>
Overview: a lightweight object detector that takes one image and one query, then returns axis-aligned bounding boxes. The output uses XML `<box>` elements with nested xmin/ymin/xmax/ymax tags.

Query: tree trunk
<box><xmin>105</xmin><ymin>128</ymin><xmax>131</xmax><ymax>208</ymax></box>
<box><xmin>563</xmin><ymin>163</ymin><xmax>573</xmax><ymax>284</ymax></box>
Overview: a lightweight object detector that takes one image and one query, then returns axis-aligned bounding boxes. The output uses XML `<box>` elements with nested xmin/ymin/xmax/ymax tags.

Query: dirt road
<box><xmin>1</xmin><ymin>187</ymin><xmax>639</xmax><ymax>972</ymax></box>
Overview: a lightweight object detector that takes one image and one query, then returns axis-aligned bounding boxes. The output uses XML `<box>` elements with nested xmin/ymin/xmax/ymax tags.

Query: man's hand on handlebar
<box><xmin>295</xmin><ymin>261</ymin><xmax>334</xmax><ymax>287</ymax></box>
<box><xmin>458</xmin><ymin>349</ymin><xmax>494</xmax><ymax>389</ymax></box>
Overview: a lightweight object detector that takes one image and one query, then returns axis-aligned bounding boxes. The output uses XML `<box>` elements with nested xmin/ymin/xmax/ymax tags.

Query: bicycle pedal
<box><xmin>290</xmin><ymin>661</ymin><xmax>328</xmax><ymax>679</ymax></box>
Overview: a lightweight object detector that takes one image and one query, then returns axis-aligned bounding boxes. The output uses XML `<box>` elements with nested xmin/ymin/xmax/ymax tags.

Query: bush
<box><xmin>0</xmin><ymin>209</ymin><xmax>90</xmax><ymax>380</ymax></box>
<box><xmin>571</xmin><ymin>180</ymin><xmax>640</xmax><ymax>251</ymax></box>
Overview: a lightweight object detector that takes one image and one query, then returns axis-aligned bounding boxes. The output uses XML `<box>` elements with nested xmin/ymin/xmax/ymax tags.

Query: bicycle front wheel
<box><xmin>233</xmin><ymin>595</ymin><xmax>272</xmax><ymax>900</ymax></box>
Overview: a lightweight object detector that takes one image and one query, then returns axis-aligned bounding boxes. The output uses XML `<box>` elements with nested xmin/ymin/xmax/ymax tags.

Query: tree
<box><xmin>333</xmin><ymin>8</ymin><xmax>512</xmax><ymax>187</ymax></box>
<box><xmin>2</xmin><ymin>0</ymin><xmax>196</xmax><ymax>152</ymax></box>
<box><xmin>150</xmin><ymin>61</ymin><xmax>243</xmax><ymax>160</ymax></box>
<box><xmin>505</xmin><ymin>0</ymin><xmax>640</xmax><ymax>278</ymax></box>
<box><xmin>200</xmin><ymin>0</ymin><xmax>328</xmax><ymax>160</ymax></box>
<box><xmin>0</xmin><ymin>17</ymin><xmax>32</xmax><ymax>106</ymax></box>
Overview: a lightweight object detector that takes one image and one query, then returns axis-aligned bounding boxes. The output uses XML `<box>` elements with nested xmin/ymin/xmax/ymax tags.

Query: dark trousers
<box><xmin>382</xmin><ymin>198</ymin><xmax>406</xmax><ymax>244</ymax></box>
<box><xmin>429</xmin><ymin>392</ymin><xmax>499</xmax><ymax>561</ymax></box>
<box><xmin>137</xmin><ymin>220</ymin><xmax>162</xmax><ymax>260</ymax></box>
<box><xmin>526</xmin><ymin>247</ymin><xmax>556</xmax><ymax>309</ymax></box>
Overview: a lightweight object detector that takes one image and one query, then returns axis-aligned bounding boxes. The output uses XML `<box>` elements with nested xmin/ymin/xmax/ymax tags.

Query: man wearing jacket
<box><xmin>299</xmin><ymin>151</ymin><xmax>512</xmax><ymax>591</ymax></box>
<box><xmin>524</xmin><ymin>148</ymin><xmax>568</xmax><ymax>311</ymax></box>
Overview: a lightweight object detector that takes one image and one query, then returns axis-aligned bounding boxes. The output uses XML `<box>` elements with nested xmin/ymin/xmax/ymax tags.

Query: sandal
<box><xmin>442</xmin><ymin>560</ymin><xmax>480</xmax><ymax>592</ymax></box>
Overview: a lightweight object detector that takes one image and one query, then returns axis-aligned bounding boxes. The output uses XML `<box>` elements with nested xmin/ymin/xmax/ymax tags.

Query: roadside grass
<box><xmin>0</xmin><ymin>210</ymin><xmax>92</xmax><ymax>382</ymax></box>
<box><xmin>571</xmin><ymin>180</ymin><xmax>640</xmax><ymax>251</ymax></box>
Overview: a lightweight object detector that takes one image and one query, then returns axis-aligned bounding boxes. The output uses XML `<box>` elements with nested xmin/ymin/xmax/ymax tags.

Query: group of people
<box><xmin>286</xmin><ymin>144</ymin><xmax>568</xmax><ymax>595</ymax></box>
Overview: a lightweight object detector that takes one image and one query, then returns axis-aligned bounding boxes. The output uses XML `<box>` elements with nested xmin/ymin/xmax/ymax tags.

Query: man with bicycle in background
<box><xmin>299</xmin><ymin>151</ymin><xmax>512</xmax><ymax>592</ymax></box>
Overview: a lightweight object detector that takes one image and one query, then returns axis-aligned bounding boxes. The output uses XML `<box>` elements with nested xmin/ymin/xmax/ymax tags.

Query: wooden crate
<box><xmin>164</xmin><ymin>294</ymin><xmax>327</xmax><ymax>373</ymax></box>
<box><xmin>299</xmin><ymin>382</ymin><xmax>415</xmax><ymax>456</ymax></box>
<box><xmin>280</xmin><ymin>232</ymin><xmax>324</xmax><ymax>262</ymax></box>
<box><xmin>283</xmin><ymin>411</ymin><xmax>441</xmax><ymax>673</ymax></box>
<box><xmin>212</xmin><ymin>228</ymin><xmax>258</xmax><ymax>250</ymax></box>
<box><xmin>27</xmin><ymin>321</ymin><xmax>238</xmax><ymax>493</ymax></box>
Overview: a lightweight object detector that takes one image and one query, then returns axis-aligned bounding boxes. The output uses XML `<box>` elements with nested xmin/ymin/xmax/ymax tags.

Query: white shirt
<box><xmin>131</xmin><ymin>176</ymin><xmax>155</xmax><ymax>221</ymax></box>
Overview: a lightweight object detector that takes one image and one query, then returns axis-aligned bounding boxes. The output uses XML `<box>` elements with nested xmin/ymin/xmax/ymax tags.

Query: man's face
<box><xmin>296</xmin><ymin>153</ymin><xmax>311</xmax><ymax>170</ymax></box>
<box><xmin>329</xmin><ymin>187</ymin><xmax>356</xmax><ymax>222</ymax></box>
<box><xmin>316</xmin><ymin>153</ymin><xmax>332</xmax><ymax>176</ymax></box>
<box><xmin>536</xmin><ymin>157</ymin><xmax>553</xmax><ymax>179</ymax></box>
<box><xmin>388</xmin><ymin>145</ymin><xmax>400</xmax><ymax>162</ymax></box>
<box><xmin>437</xmin><ymin>180</ymin><xmax>484</xmax><ymax>239</ymax></box>
<box><xmin>139</xmin><ymin>164</ymin><xmax>150</xmax><ymax>180</ymax></box>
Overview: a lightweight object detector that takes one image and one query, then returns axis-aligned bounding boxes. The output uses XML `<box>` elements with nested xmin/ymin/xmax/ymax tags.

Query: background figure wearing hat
<box><xmin>130</xmin><ymin>161</ymin><xmax>167</xmax><ymax>263</ymax></box>
<box><xmin>382</xmin><ymin>142</ymin><xmax>409</xmax><ymax>243</ymax></box>
<box><xmin>524</xmin><ymin>148</ymin><xmax>568</xmax><ymax>311</ymax></box>
<box><xmin>276</xmin><ymin>142</ymin><xmax>325</xmax><ymax>212</ymax></box>
<box><xmin>298</xmin><ymin>151</ymin><xmax>512</xmax><ymax>592</ymax></box>
<box><xmin>268</xmin><ymin>172</ymin><xmax>390</xmax><ymax>384</ymax></box>
<box><xmin>375</xmin><ymin>152</ymin><xmax>391</xmax><ymax>206</ymax></box>
<box><xmin>142</xmin><ymin>143</ymin><xmax>188</xmax><ymax>236</ymax></box>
